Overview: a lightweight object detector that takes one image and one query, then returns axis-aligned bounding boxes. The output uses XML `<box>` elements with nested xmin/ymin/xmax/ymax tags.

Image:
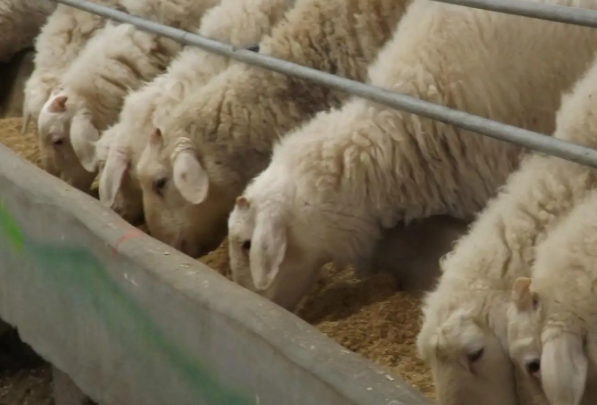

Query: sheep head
<box><xmin>417</xmin><ymin>278</ymin><xmax>519</xmax><ymax>405</ymax></box>
<box><xmin>37</xmin><ymin>90</ymin><xmax>96</xmax><ymax>191</ymax></box>
<box><xmin>135</xmin><ymin>128</ymin><xmax>230</xmax><ymax>258</ymax></box>
<box><xmin>227</xmin><ymin>165</ymin><xmax>329</xmax><ymax>312</ymax></box>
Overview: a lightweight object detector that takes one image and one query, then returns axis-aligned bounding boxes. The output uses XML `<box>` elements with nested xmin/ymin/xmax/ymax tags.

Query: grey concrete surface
<box><xmin>0</xmin><ymin>144</ymin><xmax>434</xmax><ymax>405</ymax></box>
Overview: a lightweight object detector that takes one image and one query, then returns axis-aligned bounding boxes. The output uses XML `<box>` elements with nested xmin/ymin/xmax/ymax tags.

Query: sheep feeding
<box><xmin>97</xmin><ymin>0</ymin><xmax>295</xmax><ymax>225</ymax></box>
<box><xmin>503</xmin><ymin>55</ymin><xmax>597</xmax><ymax>405</ymax></box>
<box><xmin>4</xmin><ymin>0</ymin><xmax>596</xmax><ymax>404</ymax></box>
<box><xmin>22</xmin><ymin>0</ymin><xmax>122</xmax><ymax>134</ymax></box>
<box><xmin>507</xmin><ymin>188</ymin><xmax>597</xmax><ymax>405</ymax></box>
<box><xmin>227</xmin><ymin>0</ymin><xmax>597</xmax><ymax>316</ymax></box>
<box><xmin>35</xmin><ymin>21</ymin><xmax>179</xmax><ymax>191</ymax></box>
<box><xmin>37</xmin><ymin>0</ymin><xmax>220</xmax><ymax>193</ymax></box>
<box><xmin>135</xmin><ymin>0</ymin><xmax>410</xmax><ymax>258</ymax></box>
<box><xmin>417</xmin><ymin>9</ymin><xmax>597</xmax><ymax>405</ymax></box>
<box><xmin>0</xmin><ymin>116</ymin><xmax>436</xmax><ymax>400</ymax></box>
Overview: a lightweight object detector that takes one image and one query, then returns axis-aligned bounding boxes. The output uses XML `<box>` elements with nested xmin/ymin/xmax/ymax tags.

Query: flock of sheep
<box><xmin>6</xmin><ymin>0</ymin><xmax>597</xmax><ymax>403</ymax></box>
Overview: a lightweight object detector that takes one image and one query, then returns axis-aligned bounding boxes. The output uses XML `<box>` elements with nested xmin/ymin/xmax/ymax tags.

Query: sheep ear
<box><xmin>99</xmin><ymin>149</ymin><xmax>128</xmax><ymax>208</ymax></box>
<box><xmin>250</xmin><ymin>210</ymin><xmax>287</xmax><ymax>291</ymax></box>
<box><xmin>542</xmin><ymin>333</ymin><xmax>587</xmax><ymax>405</ymax></box>
<box><xmin>70</xmin><ymin>112</ymin><xmax>100</xmax><ymax>172</ymax></box>
<box><xmin>48</xmin><ymin>95</ymin><xmax>68</xmax><ymax>113</ymax></box>
<box><xmin>511</xmin><ymin>277</ymin><xmax>533</xmax><ymax>311</ymax></box>
<box><xmin>172</xmin><ymin>150</ymin><xmax>209</xmax><ymax>204</ymax></box>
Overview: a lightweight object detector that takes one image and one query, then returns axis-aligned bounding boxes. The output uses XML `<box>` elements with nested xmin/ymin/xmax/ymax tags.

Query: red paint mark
<box><xmin>112</xmin><ymin>228</ymin><xmax>145</xmax><ymax>256</ymax></box>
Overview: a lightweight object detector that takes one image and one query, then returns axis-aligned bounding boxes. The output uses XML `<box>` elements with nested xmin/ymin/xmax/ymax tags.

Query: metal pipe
<box><xmin>54</xmin><ymin>0</ymin><xmax>597</xmax><ymax>169</ymax></box>
<box><xmin>432</xmin><ymin>0</ymin><xmax>597</xmax><ymax>28</ymax></box>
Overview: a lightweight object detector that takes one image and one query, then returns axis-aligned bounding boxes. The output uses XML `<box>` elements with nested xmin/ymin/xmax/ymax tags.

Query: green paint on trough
<box><xmin>0</xmin><ymin>201</ymin><xmax>254</xmax><ymax>405</ymax></box>
<box><xmin>0</xmin><ymin>200</ymin><xmax>24</xmax><ymax>253</ymax></box>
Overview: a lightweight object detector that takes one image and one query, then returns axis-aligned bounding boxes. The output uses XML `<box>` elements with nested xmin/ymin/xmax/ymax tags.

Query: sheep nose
<box><xmin>525</xmin><ymin>359</ymin><xmax>540</xmax><ymax>377</ymax></box>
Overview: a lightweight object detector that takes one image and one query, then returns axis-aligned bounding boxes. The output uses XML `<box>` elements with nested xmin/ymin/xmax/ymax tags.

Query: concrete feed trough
<box><xmin>0</xmin><ymin>140</ymin><xmax>434</xmax><ymax>405</ymax></box>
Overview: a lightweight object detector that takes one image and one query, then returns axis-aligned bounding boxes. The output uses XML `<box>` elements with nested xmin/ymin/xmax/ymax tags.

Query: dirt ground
<box><xmin>0</xmin><ymin>116</ymin><xmax>435</xmax><ymax>401</ymax></box>
<box><xmin>0</xmin><ymin>329</ymin><xmax>53</xmax><ymax>405</ymax></box>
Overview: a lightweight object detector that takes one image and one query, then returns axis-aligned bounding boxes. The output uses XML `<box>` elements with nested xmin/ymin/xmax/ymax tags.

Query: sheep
<box><xmin>98</xmin><ymin>0</ymin><xmax>294</xmax><ymax>224</ymax></box>
<box><xmin>36</xmin><ymin>21</ymin><xmax>176</xmax><ymax>190</ymax></box>
<box><xmin>504</xmin><ymin>57</ymin><xmax>597</xmax><ymax>405</ymax></box>
<box><xmin>416</xmin><ymin>29</ymin><xmax>597</xmax><ymax>405</ymax></box>
<box><xmin>135</xmin><ymin>0</ymin><xmax>410</xmax><ymax>257</ymax></box>
<box><xmin>37</xmin><ymin>0</ymin><xmax>219</xmax><ymax>191</ymax></box>
<box><xmin>21</xmin><ymin>0</ymin><xmax>120</xmax><ymax>136</ymax></box>
<box><xmin>21</xmin><ymin>1</ymin><xmax>121</xmax><ymax>135</ymax></box>
<box><xmin>226</xmin><ymin>0</ymin><xmax>597</xmax><ymax>313</ymax></box>
<box><xmin>0</xmin><ymin>0</ymin><xmax>55</xmax><ymax>63</ymax></box>
<box><xmin>507</xmin><ymin>186</ymin><xmax>597</xmax><ymax>405</ymax></box>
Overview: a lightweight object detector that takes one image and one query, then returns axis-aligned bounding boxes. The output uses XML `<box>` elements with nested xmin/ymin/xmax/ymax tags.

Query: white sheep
<box><xmin>0</xmin><ymin>0</ymin><xmax>55</xmax><ymax>63</ymax></box>
<box><xmin>37</xmin><ymin>0</ymin><xmax>219</xmax><ymax>191</ymax></box>
<box><xmin>416</xmin><ymin>22</ymin><xmax>597</xmax><ymax>405</ymax></box>
<box><xmin>36</xmin><ymin>21</ymin><xmax>177</xmax><ymax>190</ymax></box>
<box><xmin>227</xmin><ymin>0</ymin><xmax>597</xmax><ymax>314</ymax></box>
<box><xmin>504</xmin><ymin>57</ymin><xmax>597</xmax><ymax>405</ymax></box>
<box><xmin>21</xmin><ymin>0</ymin><xmax>120</xmax><ymax>136</ymax></box>
<box><xmin>98</xmin><ymin>0</ymin><xmax>294</xmax><ymax>224</ymax></box>
<box><xmin>135</xmin><ymin>0</ymin><xmax>410</xmax><ymax>257</ymax></box>
<box><xmin>507</xmin><ymin>186</ymin><xmax>597</xmax><ymax>405</ymax></box>
<box><xmin>228</xmin><ymin>0</ymin><xmax>597</xmax><ymax>360</ymax></box>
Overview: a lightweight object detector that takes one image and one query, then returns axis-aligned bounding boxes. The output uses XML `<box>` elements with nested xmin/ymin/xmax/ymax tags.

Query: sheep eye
<box><xmin>152</xmin><ymin>177</ymin><xmax>168</xmax><ymax>196</ymax></box>
<box><xmin>467</xmin><ymin>348</ymin><xmax>484</xmax><ymax>363</ymax></box>
<box><xmin>241</xmin><ymin>240</ymin><xmax>251</xmax><ymax>251</ymax></box>
<box><xmin>525</xmin><ymin>359</ymin><xmax>540</xmax><ymax>376</ymax></box>
<box><xmin>52</xmin><ymin>138</ymin><xmax>63</xmax><ymax>146</ymax></box>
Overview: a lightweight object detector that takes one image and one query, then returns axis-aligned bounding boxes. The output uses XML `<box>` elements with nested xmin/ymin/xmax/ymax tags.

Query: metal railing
<box><xmin>54</xmin><ymin>0</ymin><xmax>597</xmax><ymax>169</ymax></box>
<box><xmin>434</xmin><ymin>0</ymin><xmax>597</xmax><ymax>28</ymax></box>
